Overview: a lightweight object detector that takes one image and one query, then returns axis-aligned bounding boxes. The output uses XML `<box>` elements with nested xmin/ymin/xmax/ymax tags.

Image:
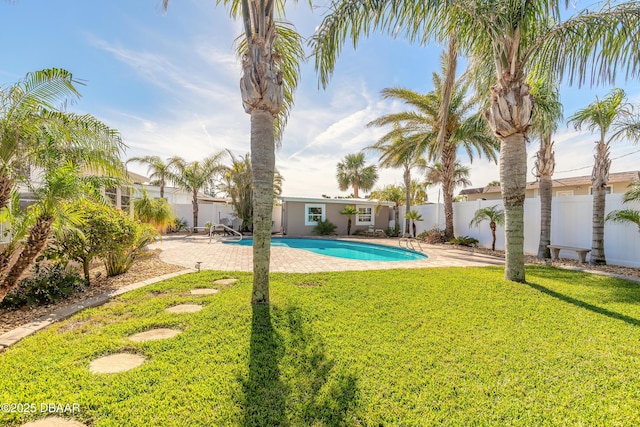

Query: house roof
<box><xmin>459</xmin><ymin>170</ymin><xmax>640</xmax><ymax>195</ymax></box>
<box><xmin>127</xmin><ymin>171</ymin><xmax>149</xmax><ymax>184</ymax></box>
<box><xmin>280</xmin><ymin>196</ymin><xmax>395</xmax><ymax>207</ymax></box>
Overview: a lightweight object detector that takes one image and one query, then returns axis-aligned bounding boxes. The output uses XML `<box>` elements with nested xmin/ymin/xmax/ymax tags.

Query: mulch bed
<box><xmin>0</xmin><ymin>250</ymin><xmax>185</xmax><ymax>334</ymax></box>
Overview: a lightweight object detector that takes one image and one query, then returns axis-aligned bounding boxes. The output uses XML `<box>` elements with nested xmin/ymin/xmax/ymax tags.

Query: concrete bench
<box><xmin>547</xmin><ymin>245</ymin><xmax>591</xmax><ymax>263</ymax></box>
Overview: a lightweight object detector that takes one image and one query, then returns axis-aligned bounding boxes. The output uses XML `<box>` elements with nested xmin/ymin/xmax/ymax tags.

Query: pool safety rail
<box><xmin>399</xmin><ymin>236</ymin><xmax>423</xmax><ymax>252</ymax></box>
<box><xmin>209</xmin><ymin>224</ymin><xmax>243</xmax><ymax>243</ymax></box>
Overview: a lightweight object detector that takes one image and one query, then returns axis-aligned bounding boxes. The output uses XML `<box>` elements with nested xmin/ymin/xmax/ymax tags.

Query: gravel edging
<box><xmin>0</xmin><ymin>269</ymin><xmax>193</xmax><ymax>351</ymax></box>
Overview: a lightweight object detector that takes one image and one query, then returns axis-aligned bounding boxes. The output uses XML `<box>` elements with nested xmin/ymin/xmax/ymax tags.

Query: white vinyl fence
<box><xmin>172</xmin><ymin>203</ymin><xmax>282</xmax><ymax>233</ymax></box>
<box><xmin>408</xmin><ymin>194</ymin><xmax>640</xmax><ymax>268</ymax></box>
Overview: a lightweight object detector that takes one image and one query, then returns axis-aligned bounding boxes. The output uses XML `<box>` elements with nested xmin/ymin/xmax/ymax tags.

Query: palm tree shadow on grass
<box><xmin>525</xmin><ymin>281</ymin><xmax>640</xmax><ymax>327</ymax></box>
<box><xmin>241</xmin><ymin>304</ymin><xmax>359</xmax><ymax>426</ymax></box>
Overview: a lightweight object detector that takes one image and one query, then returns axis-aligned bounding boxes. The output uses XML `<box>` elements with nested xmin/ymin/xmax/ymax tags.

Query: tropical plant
<box><xmin>134</xmin><ymin>188</ymin><xmax>175</xmax><ymax>233</ymax></box>
<box><xmin>104</xmin><ymin>222</ymin><xmax>158</xmax><ymax>277</ymax></box>
<box><xmin>530</xmin><ymin>77</ymin><xmax>564</xmax><ymax>259</ymax></box>
<box><xmin>166</xmin><ymin>153</ymin><xmax>224</xmax><ymax>231</ymax></box>
<box><xmin>367</xmin><ymin>65</ymin><xmax>497</xmax><ymax>241</ymax></box>
<box><xmin>410</xmin><ymin>180</ymin><xmax>429</xmax><ymax>205</ymax></box>
<box><xmin>404</xmin><ymin>210</ymin><xmax>423</xmax><ymax>238</ymax></box>
<box><xmin>0</xmin><ymin>163</ymin><xmax>89</xmax><ymax>301</ymax></box>
<box><xmin>367</xmin><ymin>123</ymin><xmax>427</xmax><ymax>234</ymax></box>
<box><xmin>51</xmin><ymin>199</ymin><xmax>134</xmax><ymax>284</ymax></box>
<box><xmin>606</xmin><ymin>181</ymin><xmax>640</xmax><ymax>232</ymax></box>
<box><xmin>340</xmin><ymin>205</ymin><xmax>358</xmax><ymax>235</ymax></box>
<box><xmin>312</xmin><ymin>219</ymin><xmax>337</xmax><ymax>236</ymax></box>
<box><xmin>425</xmin><ymin>162</ymin><xmax>472</xmax><ymax>199</ymax></box>
<box><xmin>219</xmin><ymin>151</ymin><xmax>284</xmax><ymax>233</ymax></box>
<box><xmin>568</xmin><ymin>89</ymin><xmax>640</xmax><ymax>265</ymax></box>
<box><xmin>127</xmin><ymin>156</ymin><xmax>173</xmax><ymax>198</ymax></box>
<box><xmin>163</xmin><ymin>0</ymin><xmax>307</xmax><ymax>304</ymax></box>
<box><xmin>369</xmin><ymin>184</ymin><xmax>404</xmax><ymax>235</ymax></box>
<box><xmin>450</xmin><ymin>235</ymin><xmax>479</xmax><ymax>247</ymax></box>
<box><xmin>336</xmin><ymin>152</ymin><xmax>378</xmax><ymax>198</ymax></box>
<box><xmin>312</xmin><ymin>0</ymin><xmax>640</xmax><ymax>282</ymax></box>
<box><xmin>469</xmin><ymin>205</ymin><xmax>505</xmax><ymax>251</ymax></box>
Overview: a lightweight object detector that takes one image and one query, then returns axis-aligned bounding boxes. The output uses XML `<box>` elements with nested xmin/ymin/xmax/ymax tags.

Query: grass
<box><xmin>1</xmin><ymin>266</ymin><xmax>640</xmax><ymax>426</ymax></box>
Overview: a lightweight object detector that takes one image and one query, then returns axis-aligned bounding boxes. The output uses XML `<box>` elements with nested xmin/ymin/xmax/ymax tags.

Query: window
<box><xmin>556</xmin><ymin>190</ymin><xmax>574</xmax><ymax>197</ymax></box>
<box><xmin>305</xmin><ymin>204</ymin><xmax>325</xmax><ymax>226</ymax></box>
<box><xmin>356</xmin><ymin>205</ymin><xmax>373</xmax><ymax>225</ymax></box>
<box><xmin>589</xmin><ymin>186</ymin><xmax>612</xmax><ymax>195</ymax></box>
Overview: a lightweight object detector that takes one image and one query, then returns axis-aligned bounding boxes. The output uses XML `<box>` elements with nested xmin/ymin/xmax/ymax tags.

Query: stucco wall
<box><xmin>283</xmin><ymin>201</ymin><xmax>392</xmax><ymax>236</ymax></box>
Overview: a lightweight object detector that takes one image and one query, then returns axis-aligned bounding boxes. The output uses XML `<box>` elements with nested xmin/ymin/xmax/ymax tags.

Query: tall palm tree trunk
<box><xmin>485</xmin><ymin>75</ymin><xmax>533</xmax><ymax>283</ymax></box>
<box><xmin>535</xmin><ymin>136</ymin><xmax>555</xmax><ymax>259</ymax></box>
<box><xmin>441</xmin><ymin>144</ymin><xmax>456</xmax><ymax>240</ymax></box>
<box><xmin>500</xmin><ymin>133</ymin><xmax>527</xmax><ymax>281</ymax></box>
<box><xmin>591</xmin><ymin>141</ymin><xmax>611</xmax><ymax>265</ymax></box>
<box><xmin>250</xmin><ymin>110</ymin><xmax>275</xmax><ymax>304</ymax></box>
<box><xmin>0</xmin><ymin>216</ymin><xmax>54</xmax><ymax>299</ymax></box>
<box><xmin>192</xmin><ymin>190</ymin><xmax>199</xmax><ymax>231</ymax></box>
<box><xmin>0</xmin><ymin>173</ymin><xmax>13</xmax><ymax>210</ymax></box>
<box><xmin>403</xmin><ymin>165</ymin><xmax>411</xmax><ymax>235</ymax></box>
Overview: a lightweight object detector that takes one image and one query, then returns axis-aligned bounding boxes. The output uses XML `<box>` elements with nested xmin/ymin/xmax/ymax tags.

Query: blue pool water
<box><xmin>226</xmin><ymin>238</ymin><xmax>428</xmax><ymax>262</ymax></box>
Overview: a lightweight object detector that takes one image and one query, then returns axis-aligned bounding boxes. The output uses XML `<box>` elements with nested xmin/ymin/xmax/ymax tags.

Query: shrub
<box><xmin>134</xmin><ymin>189</ymin><xmax>175</xmax><ymax>233</ymax></box>
<box><xmin>172</xmin><ymin>218</ymin><xmax>188</xmax><ymax>232</ymax></box>
<box><xmin>417</xmin><ymin>227</ymin><xmax>446</xmax><ymax>244</ymax></box>
<box><xmin>313</xmin><ymin>219</ymin><xmax>337</xmax><ymax>235</ymax></box>
<box><xmin>450</xmin><ymin>235</ymin><xmax>479</xmax><ymax>247</ymax></box>
<box><xmin>384</xmin><ymin>227</ymin><xmax>399</xmax><ymax>237</ymax></box>
<box><xmin>104</xmin><ymin>223</ymin><xmax>158</xmax><ymax>277</ymax></box>
<box><xmin>0</xmin><ymin>263</ymin><xmax>85</xmax><ymax>309</ymax></box>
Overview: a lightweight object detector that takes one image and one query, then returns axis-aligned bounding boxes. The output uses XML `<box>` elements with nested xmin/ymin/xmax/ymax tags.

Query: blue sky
<box><xmin>2</xmin><ymin>0</ymin><xmax>640</xmax><ymax>200</ymax></box>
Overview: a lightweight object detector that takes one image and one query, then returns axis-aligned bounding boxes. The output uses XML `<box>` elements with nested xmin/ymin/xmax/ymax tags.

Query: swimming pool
<box><xmin>225</xmin><ymin>238</ymin><xmax>428</xmax><ymax>262</ymax></box>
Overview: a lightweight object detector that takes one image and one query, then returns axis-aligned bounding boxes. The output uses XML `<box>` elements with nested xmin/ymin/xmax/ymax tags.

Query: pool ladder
<box><xmin>399</xmin><ymin>236</ymin><xmax>423</xmax><ymax>252</ymax></box>
<box><xmin>209</xmin><ymin>224</ymin><xmax>243</xmax><ymax>243</ymax></box>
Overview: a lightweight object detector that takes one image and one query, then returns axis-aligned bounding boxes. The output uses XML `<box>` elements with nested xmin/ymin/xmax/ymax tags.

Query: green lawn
<box><xmin>2</xmin><ymin>267</ymin><xmax>640</xmax><ymax>426</ymax></box>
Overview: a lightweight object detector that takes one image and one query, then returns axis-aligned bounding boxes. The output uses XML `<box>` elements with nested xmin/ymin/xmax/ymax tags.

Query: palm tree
<box><xmin>127</xmin><ymin>156</ymin><xmax>173</xmax><ymax>199</ymax></box>
<box><xmin>0</xmin><ymin>163</ymin><xmax>88</xmax><ymax>300</ymax></box>
<box><xmin>166</xmin><ymin>153</ymin><xmax>224</xmax><ymax>231</ymax></box>
<box><xmin>470</xmin><ymin>205</ymin><xmax>505</xmax><ymax>252</ymax></box>
<box><xmin>405</xmin><ymin>210</ymin><xmax>423</xmax><ymax>238</ymax></box>
<box><xmin>339</xmin><ymin>205</ymin><xmax>358</xmax><ymax>235</ymax></box>
<box><xmin>367</xmin><ymin>67</ymin><xmax>497</xmax><ymax>241</ymax></box>
<box><xmin>163</xmin><ymin>1</ymin><xmax>305</xmax><ymax>304</ymax></box>
<box><xmin>369</xmin><ymin>184</ymin><xmax>404</xmax><ymax>235</ymax></box>
<box><xmin>410</xmin><ymin>180</ymin><xmax>428</xmax><ymax>205</ymax></box>
<box><xmin>529</xmin><ymin>77</ymin><xmax>564</xmax><ymax>259</ymax></box>
<box><xmin>568</xmin><ymin>89</ymin><xmax>640</xmax><ymax>265</ymax></box>
<box><xmin>134</xmin><ymin>188</ymin><xmax>175</xmax><ymax>233</ymax></box>
<box><xmin>367</xmin><ymin>123</ymin><xmax>427</xmax><ymax>235</ymax></box>
<box><xmin>606</xmin><ymin>181</ymin><xmax>640</xmax><ymax>232</ymax></box>
<box><xmin>0</xmin><ymin>69</ymin><xmax>84</xmax><ymax>210</ymax></box>
<box><xmin>312</xmin><ymin>0</ymin><xmax>640</xmax><ymax>282</ymax></box>
<box><xmin>425</xmin><ymin>162</ymin><xmax>472</xmax><ymax>194</ymax></box>
<box><xmin>336</xmin><ymin>152</ymin><xmax>378</xmax><ymax>198</ymax></box>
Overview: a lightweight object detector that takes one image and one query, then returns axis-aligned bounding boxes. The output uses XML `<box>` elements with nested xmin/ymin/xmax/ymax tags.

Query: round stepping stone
<box><xmin>190</xmin><ymin>288</ymin><xmax>219</xmax><ymax>295</ymax></box>
<box><xmin>213</xmin><ymin>278</ymin><xmax>238</xmax><ymax>285</ymax></box>
<box><xmin>89</xmin><ymin>353</ymin><xmax>146</xmax><ymax>374</ymax></box>
<box><xmin>20</xmin><ymin>418</ymin><xmax>87</xmax><ymax>427</ymax></box>
<box><xmin>165</xmin><ymin>304</ymin><xmax>203</xmax><ymax>313</ymax></box>
<box><xmin>128</xmin><ymin>328</ymin><xmax>182</xmax><ymax>342</ymax></box>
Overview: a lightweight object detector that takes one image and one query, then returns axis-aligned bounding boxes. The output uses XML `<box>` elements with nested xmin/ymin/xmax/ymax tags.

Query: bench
<box><xmin>547</xmin><ymin>245</ymin><xmax>591</xmax><ymax>263</ymax></box>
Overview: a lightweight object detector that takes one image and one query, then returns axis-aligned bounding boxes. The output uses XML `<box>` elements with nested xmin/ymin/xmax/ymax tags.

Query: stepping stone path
<box><xmin>190</xmin><ymin>288</ymin><xmax>219</xmax><ymax>295</ymax></box>
<box><xmin>20</xmin><ymin>418</ymin><xmax>87</xmax><ymax>427</ymax></box>
<box><xmin>128</xmin><ymin>328</ymin><xmax>182</xmax><ymax>342</ymax></box>
<box><xmin>89</xmin><ymin>353</ymin><xmax>146</xmax><ymax>374</ymax></box>
<box><xmin>212</xmin><ymin>278</ymin><xmax>238</xmax><ymax>285</ymax></box>
<box><xmin>165</xmin><ymin>304</ymin><xmax>203</xmax><ymax>313</ymax></box>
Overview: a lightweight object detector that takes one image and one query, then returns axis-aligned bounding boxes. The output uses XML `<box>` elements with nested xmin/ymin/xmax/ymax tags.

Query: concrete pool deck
<box><xmin>149</xmin><ymin>234</ymin><xmax>505</xmax><ymax>273</ymax></box>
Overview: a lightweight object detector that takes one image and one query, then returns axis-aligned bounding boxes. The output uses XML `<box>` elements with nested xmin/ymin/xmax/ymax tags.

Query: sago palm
<box><xmin>568</xmin><ymin>88</ymin><xmax>640</xmax><ymax>265</ymax></box>
<box><xmin>312</xmin><ymin>0</ymin><xmax>640</xmax><ymax>282</ymax></box>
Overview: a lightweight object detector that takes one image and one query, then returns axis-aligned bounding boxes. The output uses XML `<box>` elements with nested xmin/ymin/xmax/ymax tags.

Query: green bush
<box><xmin>385</xmin><ymin>227</ymin><xmax>398</xmax><ymax>237</ymax></box>
<box><xmin>172</xmin><ymin>217</ymin><xmax>188</xmax><ymax>232</ymax></box>
<box><xmin>450</xmin><ymin>235</ymin><xmax>479</xmax><ymax>247</ymax></box>
<box><xmin>0</xmin><ymin>263</ymin><xmax>85</xmax><ymax>309</ymax></box>
<box><xmin>313</xmin><ymin>219</ymin><xmax>337</xmax><ymax>235</ymax></box>
<box><xmin>104</xmin><ymin>223</ymin><xmax>158</xmax><ymax>277</ymax></box>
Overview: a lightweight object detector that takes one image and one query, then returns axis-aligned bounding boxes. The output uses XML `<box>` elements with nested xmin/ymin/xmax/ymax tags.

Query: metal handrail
<box><xmin>398</xmin><ymin>236</ymin><xmax>423</xmax><ymax>252</ymax></box>
<box><xmin>209</xmin><ymin>224</ymin><xmax>243</xmax><ymax>243</ymax></box>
